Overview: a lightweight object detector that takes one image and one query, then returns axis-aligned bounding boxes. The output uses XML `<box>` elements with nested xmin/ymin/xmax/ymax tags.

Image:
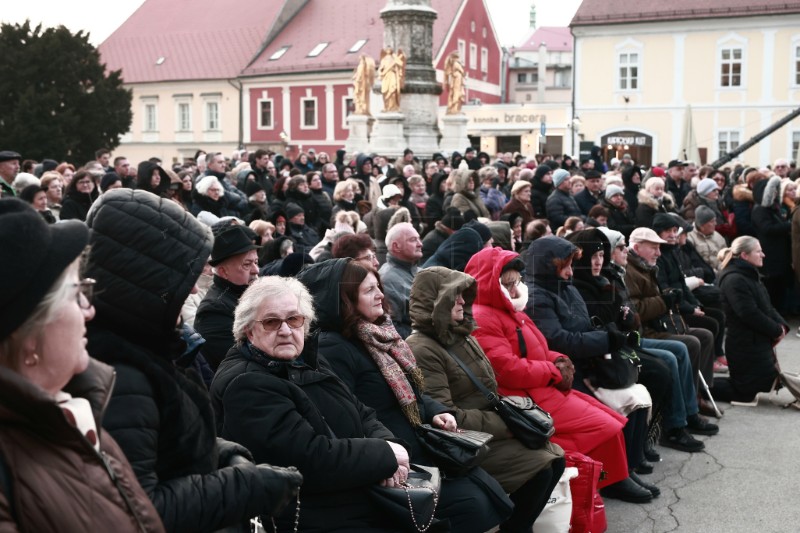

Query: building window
<box><xmin>205</xmin><ymin>101</ymin><xmax>219</xmax><ymax>131</ymax></box>
<box><xmin>718</xmin><ymin>130</ymin><xmax>740</xmax><ymax>157</ymax></box>
<box><xmin>792</xmin><ymin>131</ymin><xmax>800</xmax><ymax>160</ymax></box>
<box><xmin>258</xmin><ymin>99</ymin><xmax>273</xmax><ymax>129</ymax></box>
<box><xmin>470</xmin><ymin>21</ymin><xmax>476</xmax><ymax>32</ymax></box>
<box><xmin>795</xmin><ymin>45</ymin><xmax>800</xmax><ymax>85</ymax></box>
<box><xmin>177</xmin><ymin>102</ymin><xmax>191</xmax><ymax>131</ymax></box>
<box><xmin>301</xmin><ymin>98</ymin><xmax>317</xmax><ymax>129</ymax></box>
<box><xmin>144</xmin><ymin>103</ymin><xmax>157</xmax><ymax>131</ymax></box>
<box><xmin>517</xmin><ymin>73</ymin><xmax>527</xmax><ymax>83</ymax></box>
<box><xmin>457</xmin><ymin>40</ymin><xmax>466</xmax><ymax>63</ymax></box>
<box><xmin>481</xmin><ymin>47</ymin><xmax>488</xmax><ymax>73</ymax></box>
<box><xmin>469</xmin><ymin>43</ymin><xmax>477</xmax><ymax>70</ymax></box>
<box><xmin>555</xmin><ymin>70</ymin><xmax>571</xmax><ymax>88</ymax></box>
<box><xmin>342</xmin><ymin>97</ymin><xmax>354</xmax><ymax>128</ymax></box>
<box><xmin>618</xmin><ymin>52</ymin><xmax>639</xmax><ymax>90</ymax></box>
<box><xmin>308</xmin><ymin>42</ymin><xmax>328</xmax><ymax>57</ymax></box>
<box><xmin>348</xmin><ymin>39</ymin><xmax>367</xmax><ymax>53</ymax></box>
<box><xmin>270</xmin><ymin>46</ymin><xmax>290</xmax><ymax>60</ymax></box>
<box><xmin>720</xmin><ymin>47</ymin><xmax>742</xmax><ymax>87</ymax></box>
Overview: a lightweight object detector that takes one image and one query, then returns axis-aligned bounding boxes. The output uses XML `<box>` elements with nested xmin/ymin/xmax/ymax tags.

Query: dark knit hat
<box><xmin>465</xmin><ymin>220</ymin><xmax>492</xmax><ymax>244</ymax></box>
<box><xmin>440</xmin><ymin>207</ymin><xmax>465</xmax><ymax>231</ymax></box>
<box><xmin>245</xmin><ymin>181</ymin><xmax>265</xmax><ymax>197</ymax></box>
<box><xmin>652</xmin><ymin>213</ymin><xmax>681</xmax><ymax>234</ymax></box>
<box><xmin>0</xmin><ymin>151</ymin><xmax>21</xmax><ymax>163</ymax></box>
<box><xmin>209</xmin><ymin>225</ymin><xmax>259</xmax><ymax>266</ymax></box>
<box><xmin>100</xmin><ymin>172</ymin><xmax>122</xmax><ymax>192</ymax></box>
<box><xmin>41</xmin><ymin>159</ymin><xmax>59</xmax><ymax>173</ymax></box>
<box><xmin>285</xmin><ymin>202</ymin><xmax>305</xmax><ymax>220</ymax></box>
<box><xmin>694</xmin><ymin>205</ymin><xmax>716</xmax><ymax>227</ymax></box>
<box><xmin>0</xmin><ymin>198</ymin><xmax>89</xmax><ymax>340</ymax></box>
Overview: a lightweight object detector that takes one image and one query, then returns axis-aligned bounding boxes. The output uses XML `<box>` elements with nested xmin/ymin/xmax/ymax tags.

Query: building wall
<box><xmin>115</xmin><ymin>80</ymin><xmax>241</xmax><ymax>165</ymax></box>
<box><xmin>573</xmin><ymin>14</ymin><xmax>800</xmax><ymax>167</ymax></box>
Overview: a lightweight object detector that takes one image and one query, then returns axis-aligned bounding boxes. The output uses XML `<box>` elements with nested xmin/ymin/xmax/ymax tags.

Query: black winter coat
<box><xmin>211</xmin><ymin>341</ymin><xmax>399</xmax><ymax>532</ymax></box>
<box><xmin>656</xmin><ymin>244</ymin><xmax>700</xmax><ymax>315</ymax></box>
<box><xmin>751</xmin><ymin>206</ymin><xmax>792</xmax><ymax>278</ymax></box>
<box><xmin>60</xmin><ymin>190</ymin><xmax>96</xmax><ymax>221</ymax></box>
<box><xmin>420</xmin><ymin>223</ymin><xmax>450</xmax><ymax>263</ymax></box>
<box><xmin>545</xmin><ymin>189</ymin><xmax>582</xmax><ymax>230</ymax></box>
<box><xmin>195</xmin><ymin>275</ymin><xmax>248</xmax><ymax>371</ymax></box>
<box><xmin>718</xmin><ymin>259</ymin><xmax>788</xmax><ymax>396</ymax></box>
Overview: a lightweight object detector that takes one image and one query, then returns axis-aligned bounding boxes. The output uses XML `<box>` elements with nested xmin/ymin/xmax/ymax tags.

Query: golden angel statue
<box><xmin>379</xmin><ymin>47</ymin><xmax>406</xmax><ymax>113</ymax></box>
<box><xmin>352</xmin><ymin>54</ymin><xmax>375</xmax><ymax>116</ymax></box>
<box><xmin>444</xmin><ymin>51</ymin><xmax>466</xmax><ymax>114</ymax></box>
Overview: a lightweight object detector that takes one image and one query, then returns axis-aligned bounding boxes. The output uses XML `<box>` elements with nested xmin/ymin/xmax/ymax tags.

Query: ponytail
<box><xmin>718</xmin><ymin>247</ymin><xmax>734</xmax><ymax>270</ymax></box>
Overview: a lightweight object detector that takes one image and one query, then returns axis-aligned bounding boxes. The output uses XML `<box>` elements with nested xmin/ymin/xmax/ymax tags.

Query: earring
<box><xmin>24</xmin><ymin>354</ymin><xmax>40</xmax><ymax>367</ymax></box>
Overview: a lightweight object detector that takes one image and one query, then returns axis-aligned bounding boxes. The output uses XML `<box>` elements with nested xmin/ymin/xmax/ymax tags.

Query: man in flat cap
<box><xmin>0</xmin><ymin>151</ymin><xmax>22</xmax><ymax>198</ymax></box>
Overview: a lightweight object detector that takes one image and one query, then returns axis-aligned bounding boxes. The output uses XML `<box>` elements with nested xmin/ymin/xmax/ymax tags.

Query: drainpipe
<box><xmin>227</xmin><ymin>79</ymin><xmax>244</xmax><ymax>149</ymax></box>
<box><xmin>570</xmin><ymin>27</ymin><xmax>577</xmax><ymax>156</ymax></box>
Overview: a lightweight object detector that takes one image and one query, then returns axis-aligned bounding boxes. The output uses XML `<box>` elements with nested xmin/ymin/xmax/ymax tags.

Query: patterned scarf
<box><xmin>355</xmin><ymin>316</ymin><xmax>425</xmax><ymax>427</ymax></box>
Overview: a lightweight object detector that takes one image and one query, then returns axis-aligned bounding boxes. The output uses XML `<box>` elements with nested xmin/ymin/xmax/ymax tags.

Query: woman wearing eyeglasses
<box><xmin>211</xmin><ymin>275</ymin><xmax>409</xmax><ymax>532</ymax></box>
<box><xmin>60</xmin><ymin>168</ymin><xmax>99</xmax><ymax>221</ymax></box>
<box><xmin>0</xmin><ymin>198</ymin><xmax>164</xmax><ymax>532</ymax></box>
<box><xmin>298</xmin><ymin>259</ymin><xmax>512</xmax><ymax>532</ymax></box>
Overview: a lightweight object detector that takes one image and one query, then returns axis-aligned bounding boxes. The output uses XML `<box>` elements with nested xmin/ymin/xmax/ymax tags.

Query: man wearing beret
<box><xmin>194</xmin><ymin>225</ymin><xmax>260</xmax><ymax>370</ymax></box>
<box><xmin>0</xmin><ymin>151</ymin><xmax>22</xmax><ymax>198</ymax></box>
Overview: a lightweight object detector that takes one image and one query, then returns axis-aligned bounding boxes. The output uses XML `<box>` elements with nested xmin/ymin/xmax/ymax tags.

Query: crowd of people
<box><xmin>0</xmin><ymin>143</ymin><xmax>797</xmax><ymax>532</ymax></box>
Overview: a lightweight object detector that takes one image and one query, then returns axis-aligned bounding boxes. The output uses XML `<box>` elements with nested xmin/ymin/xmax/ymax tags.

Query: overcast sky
<box><xmin>1</xmin><ymin>0</ymin><xmax>582</xmax><ymax>47</ymax></box>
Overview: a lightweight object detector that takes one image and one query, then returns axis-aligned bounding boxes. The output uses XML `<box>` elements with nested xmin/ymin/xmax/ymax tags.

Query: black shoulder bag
<box><xmin>444</xmin><ymin>347</ymin><xmax>554</xmax><ymax>449</ymax></box>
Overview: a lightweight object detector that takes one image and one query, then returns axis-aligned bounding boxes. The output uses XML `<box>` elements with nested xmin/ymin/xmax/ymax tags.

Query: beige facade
<box><xmin>115</xmin><ymin>80</ymin><xmax>242</xmax><ymax>166</ymax></box>
<box><xmin>572</xmin><ymin>14</ymin><xmax>800</xmax><ymax>167</ymax></box>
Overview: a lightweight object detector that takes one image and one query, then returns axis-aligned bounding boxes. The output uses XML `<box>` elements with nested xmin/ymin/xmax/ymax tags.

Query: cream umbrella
<box><xmin>679</xmin><ymin>104</ymin><xmax>701</xmax><ymax>164</ymax></box>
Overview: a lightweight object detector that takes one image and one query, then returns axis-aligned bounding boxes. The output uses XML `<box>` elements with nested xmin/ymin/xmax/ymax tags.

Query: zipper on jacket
<box><xmin>97</xmin><ymin>449</ymin><xmax>150</xmax><ymax>533</ymax></box>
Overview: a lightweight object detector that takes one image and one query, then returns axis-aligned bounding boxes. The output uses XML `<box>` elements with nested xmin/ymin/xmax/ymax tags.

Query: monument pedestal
<box><xmin>369</xmin><ymin>112</ymin><xmax>406</xmax><ymax>159</ymax></box>
<box><xmin>345</xmin><ymin>114</ymin><xmax>373</xmax><ymax>157</ymax></box>
<box><xmin>439</xmin><ymin>114</ymin><xmax>470</xmax><ymax>155</ymax></box>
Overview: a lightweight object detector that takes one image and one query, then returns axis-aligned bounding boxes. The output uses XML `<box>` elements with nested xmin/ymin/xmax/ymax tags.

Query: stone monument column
<box><xmin>379</xmin><ymin>0</ymin><xmax>442</xmax><ymax>159</ymax></box>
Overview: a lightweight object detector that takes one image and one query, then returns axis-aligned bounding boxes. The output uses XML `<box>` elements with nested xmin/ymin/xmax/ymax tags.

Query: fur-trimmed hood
<box><xmin>637</xmin><ymin>189</ymin><xmax>676</xmax><ymax>211</ymax></box>
<box><xmin>732</xmin><ymin>183</ymin><xmax>754</xmax><ymax>203</ymax></box>
<box><xmin>451</xmin><ymin>169</ymin><xmax>479</xmax><ymax>195</ymax></box>
<box><xmin>755</xmin><ymin>175</ymin><xmax>782</xmax><ymax>207</ymax></box>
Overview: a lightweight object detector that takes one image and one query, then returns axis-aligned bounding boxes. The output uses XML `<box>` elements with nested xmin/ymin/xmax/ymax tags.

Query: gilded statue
<box><xmin>379</xmin><ymin>47</ymin><xmax>406</xmax><ymax>113</ymax></box>
<box><xmin>444</xmin><ymin>51</ymin><xmax>466</xmax><ymax>114</ymax></box>
<box><xmin>352</xmin><ymin>54</ymin><xmax>375</xmax><ymax>116</ymax></box>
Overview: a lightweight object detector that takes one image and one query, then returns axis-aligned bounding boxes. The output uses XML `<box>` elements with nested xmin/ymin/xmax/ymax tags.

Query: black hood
<box><xmin>423</xmin><ymin>227</ymin><xmax>484</xmax><ymax>272</ymax></box>
<box><xmin>136</xmin><ymin>160</ymin><xmax>169</xmax><ymax>195</ymax></box>
<box><xmin>565</xmin><ymin>229</ymin><xmax>610</xmax><ymax>284</ymax></box>
<box><xmin>296</xmin><ymin>258</ymin><xmax>349</xmax><ymax>332</ymax></box>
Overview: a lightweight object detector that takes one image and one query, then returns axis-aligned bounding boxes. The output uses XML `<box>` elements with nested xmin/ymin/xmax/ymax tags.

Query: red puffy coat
<box><xmin>465</xmin><ymin>247</ymin><xmax>628</xmax><ymax>487</ymax></box>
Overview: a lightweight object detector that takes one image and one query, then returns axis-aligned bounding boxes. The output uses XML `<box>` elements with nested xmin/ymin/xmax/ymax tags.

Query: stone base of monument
<box><xmin>439</xmin><ymin>114</ymin><xmax>470</xmax><ymax>155</ymax></box>
<box><xmin>369</xmin><ymin>112</ymin><xmax>406</xmax><ymax>159</ymax></box>
<box><xmin>345</xmin><ymin>114</ymin><xmax>373</xmax><ymax>157</ymax></box>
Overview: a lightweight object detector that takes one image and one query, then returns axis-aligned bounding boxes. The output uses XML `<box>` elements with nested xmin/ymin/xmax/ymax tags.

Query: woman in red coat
<box><xmin>464</xmin><ymin>246</ymin><xmax>653</xmax><ymax>503</ymax></box>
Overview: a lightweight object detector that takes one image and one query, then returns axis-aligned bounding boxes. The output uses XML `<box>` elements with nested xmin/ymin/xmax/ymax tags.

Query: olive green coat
<box><xmin>406</xmin><ymin>266</ymin><xmax>563</xmax><ymax>493</ymax></box>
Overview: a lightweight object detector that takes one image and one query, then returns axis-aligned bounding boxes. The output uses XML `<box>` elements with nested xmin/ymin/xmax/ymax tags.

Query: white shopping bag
<box><xmin>533</xmin><ymin>466</ymin><xmax>578</xmax><ymax>533</ymax></box>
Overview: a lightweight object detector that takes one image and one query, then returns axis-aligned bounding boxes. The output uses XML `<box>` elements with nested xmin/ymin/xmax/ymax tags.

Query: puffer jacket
<box><xmin>450</xmin><ymin>169</ymin><xmax>491</xmax><ymax>218</ymax></box>
<box><xmin>195</xmin><ymin>275</ymin><xmax>249</xmax><ymax>371</ymax></box>
<box><xmin>635</xmin><ymin>189</ymin><xmax>677</xmax><ymax>228</ymax></box>
<box><xmin>423</xmin><ymin>226</ymin><xmax>484</xmax><ymax>272</ymax></box>
<box><xmin>0</xmin><ymin>360</ymin><xmax>164</xmax><ymax>533</ymax></box>
<box><xmin>545</xmin><ymin>189</ymin><xmax>582</xmax><ymax>230</ymax></box>
<box><xmin>406</xmin><ymin>267</ymin><xmax>563</xmax><ymax>493</ymax></box>
<box><xmin>84</xmin><ymin>189</ymin><xmax>282</xmax><ymax>532</ymax></box>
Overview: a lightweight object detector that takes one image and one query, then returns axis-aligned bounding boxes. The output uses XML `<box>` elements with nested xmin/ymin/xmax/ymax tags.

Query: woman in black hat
<box><xmin>0</xmin><ymin>198</ymin><xmax>164</xmax><ymax>531</ymax></box>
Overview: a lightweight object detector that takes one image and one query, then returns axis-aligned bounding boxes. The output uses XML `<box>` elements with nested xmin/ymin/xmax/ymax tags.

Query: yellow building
<box><xmin>571</xmin><ymin>0</ymin><xmax>800</xmax><ymax>168</ymax></box>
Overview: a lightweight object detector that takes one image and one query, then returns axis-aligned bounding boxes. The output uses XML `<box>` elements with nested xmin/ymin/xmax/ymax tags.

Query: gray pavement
<box><xmin>604</xmin><ymin>319</ymin><xmax>800</xmax><ymax>532</ymax></box>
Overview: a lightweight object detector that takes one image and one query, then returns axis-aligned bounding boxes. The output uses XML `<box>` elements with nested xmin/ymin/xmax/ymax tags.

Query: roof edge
<box><xmin>571</xmin><ymin>4</ymin><xmax>800</xmax><ymax>26</ymax></box>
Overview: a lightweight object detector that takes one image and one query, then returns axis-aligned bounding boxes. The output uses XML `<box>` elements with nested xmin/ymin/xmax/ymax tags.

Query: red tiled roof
<box><xmin>513</xmin><ymin>26</ymin><xmax>572</xmax><ymax>52</ymax></box>
<box><xmin>99</xmin><ymin>0</ymin><xmax>282</xmax><ymax>82</ymax></box>
<box><xmin>572</xmin><ymin>0</ymin><xmax>800</xmax><ymax>26</ymax></box>
<box><xmin>241</xmin><ymin>0</ymin><xmax>462</xmax><ymax>77</ymax></box>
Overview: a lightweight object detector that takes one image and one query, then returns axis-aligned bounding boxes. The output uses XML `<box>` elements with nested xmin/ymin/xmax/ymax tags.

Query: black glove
<box><xmin>618</xmin><ymin>306</ymin><xmax>636</xmax><ymax>331</ymax></box>
<box><xmin>216</xmin><ymin>437</ymin><xmax>254</xmax><ymax>467</ymax></box>
<box><xmin>608</xmin><ymin>329</ymin><xmax>628</xmax><ymax>352</ymax></box>
<box><xmin>625</xmin><ymin>331</ymin><xmax>641</xmax><ymax>349</ymax></box>
<box><xmin>661</xmin><ymin>288</ymin><xmax>682</xmax><ymax>309</ymax></box>
<box><xmin>256</xmin><ymin>464</ymin><xmax>304</xmax><ymax>517</ymax></box>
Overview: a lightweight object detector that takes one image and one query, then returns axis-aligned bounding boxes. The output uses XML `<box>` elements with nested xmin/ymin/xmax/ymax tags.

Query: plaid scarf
<box><xmin>355</xmin><ymin>316</ymin><xmax>425</xmax><ymax>427</ymax></box>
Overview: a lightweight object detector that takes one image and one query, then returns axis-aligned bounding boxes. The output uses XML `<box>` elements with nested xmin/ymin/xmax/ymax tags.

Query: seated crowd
<box><xmin>0</xmin><ymin>145</ymin><xmax>798</xmax><ymax>532</ymax></box>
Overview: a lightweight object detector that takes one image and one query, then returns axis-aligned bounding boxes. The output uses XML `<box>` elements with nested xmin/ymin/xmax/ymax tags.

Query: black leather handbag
<box><xmin>369</xmin><ymin>464</ymin><xmax>441</xmax><ymax>532</ymax></box>
<box><xmin>445</xmin><ymin>349</ymin><xmax>554</xmax><ymax>450</ymax></box>
<box><xmin>416</xmin><ymin>423</ymin><xmax>492</xmax><ymax>477</ymax></box>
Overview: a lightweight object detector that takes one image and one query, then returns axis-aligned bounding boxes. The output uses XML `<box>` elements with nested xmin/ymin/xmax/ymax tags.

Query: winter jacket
<box><xmin>625</xmin><ymin>251</ymin><xmax>672</xmax><ymax>337</ymax></box>
<box><xmin>479</xmin><ymin>185</ymin><xmax>507</xmax><ymax>219</ymax></box>
<box><xmin>210</xmin><ymin>338</ymin><xmax>399</xmax><ymax>532</ymax></box>
<box><xmin>285</xmin><ymin>189</ymin><xmax>320</xmax><ymax>232</ymax></box>
<box><xmin>0</xmin><ymin>360</ymin><xmax>164</xmax><ymax>533</ymax></box>
<box><xmin>621</xmin><ymin>165</ymin><xmax>642</xmax><ymax>216</ymax></box>
<box><xmin>501</xmin><ymin>197</ymin><xmax>535</xmax><ymax>228</ymax></box>
<box><xmin>530</xmin><ymin>169</ymin><xmax>553</xmax><ymax>219</ymax></box>
<box><xmin>378</xmin><ymin>253</ymin><xmax>419</xmax><ymax>339</ymax></box>
<box><xmin>420</xmin><ymin>221</ymin><xmax>453</xmax><ymax>263</ymax></box>
<box><xmin>424</xmin><ymin>172</ymin><xmax>449</xmax><ymax>228</ymax></box>
<box><xmin>285</xmin><ymin>222</ymin><xmax>321</xmax><ymax>255</ymax></box>
<box><xmin>195</xmin><ymin>275</ymin><xmax>249</xmax><ymax>371</ymax></box>
<box><xmin>687</xmin><ymin>229</ymin><xmax>727</xmax><ymax>273</ymax></box>
<box><xmin>656</xmin><ymin>244</ymin><xmax>701</xmax><ymax>315</ymax></box>
<box><xmin>60</xmin><ymin>189</ymin><xmax>97</xmax><ymax>221</ymax></box>
<box><xmin>634</xmin><ymin>190</ymin><xmax>676</xmax><ymax>229</ymax></box>
<box><xmin>574</xmin><ymin>188</ymin><xmax>600</xmax><ymax>216</ymax></box>
<box><xmin>731</xmin><ymin>183</ymin><xmax>757</xmax><ymax>237</ymax></box>
<box><xmin>451</xmin><ymin>170</ymin><xmax>491</xmax><ymax>218</ymax></box>
<box><xmin>601</xmin><ymin>197</ymin><xmax>636</xmax><ymax>239</ymax></box>
<box><xmin>718</xmin><ymin>259</ymin><xmax>788</xmax><ymax>398</ymax></box>
<box><xmin>190</xmin><ymin>188</ymin><xmax>235</xmax><ymax>218</ymax></box>
<box><xmin>463</xmin><ymin>247</ymin><xmax>628</xmax><ymax>486</ymax></box>
<box><xmin>203</xmin><ymin>170</ymin><xmax>248</xmax><ymax>217</ymax></box>
<box><xmin>422</xmin><ymin>226</ymin><xmax>484</xmax><ymax>272</ymax></box>
<box><xmin>666</xmin><ymin>177</ymin><xmax>691</xmax><ymax>207</ymax></box>
<box><xmin>406</xmin><ymin>267</ymin><xmax>564</xmax><ymax>493</ymax></box>
<box><xmin>751</xmin><ymin>177</ymin><xmax>792</xmax><ymax>277</ymax></box>
<box><xmin>545</xmin><ymin>189</ymin><xmax>582</xmax><ymax>230</ymax></box>
<box><xmin>310</xmin><ymin>188</ymin><xmax>333</xmax><ymax>232</ymax></box>
<box><xmin>84</xmin><ymin>189</ymin><xmax>279</xmax><ymax>532</ymax></box>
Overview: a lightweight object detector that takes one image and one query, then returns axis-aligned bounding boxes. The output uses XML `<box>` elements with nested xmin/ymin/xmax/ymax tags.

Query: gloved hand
<box><xmin>618</xmin><ymin>306</ymin><xmax>636</xmax><ymax>330</ymax></box>
<box><xmin>661</xmin><ymin>288</ymin><xmax>682</xmax><ymax>309</ymax></box>
<box><xmin>554</xmin><ymin>357</ymin><xmax>575</xmax><ymax>391</ymax></box>
<box><xmin>216</xmin><ymin>437</ymin><xmax>254</xmax><ymax>467</ymax></box>
<box><xmin>256</xmin><ymin>464</ymin><xmax>304</xmax><ymax>517</ymax></box>
<box><xmin>625</xmin><ymin>331</ymin><xmax>641</xmax><ymax>349</ymax></box>
<box><xmin>608</xmin><ymin>329</ymin><xmax>629</xmax><ymax>352</ymax></box>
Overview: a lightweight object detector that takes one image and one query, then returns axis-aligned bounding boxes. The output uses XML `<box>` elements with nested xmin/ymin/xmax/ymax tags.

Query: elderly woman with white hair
<box><xmin>191</xmin><ymin>174</ymin><xmax>233</xmax><ymax>218</ymax></box>
<box><xmin>210</xmin><ymin>276</ymin><xmax>411</xmax><ymax>532</ymax></box>
<box><xmin>635</xmin><ymin>176</ymin><xmax>677</xmax><ymax>228</ymax></box>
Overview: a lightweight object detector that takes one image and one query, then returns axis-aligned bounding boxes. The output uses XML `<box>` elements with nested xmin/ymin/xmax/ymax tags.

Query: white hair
<box><xmin>233</xmin><ymin>276</ymin><xmax>315</xmax><ymax>344</ymax></box>
<box><xmin>385</xmin><ymin>222</ymin><xmax>416</xmax><ymax>250</ymax></box>
<box><xmin>195</xmin><ymin>175</ymin><xmax>225</xmax><ymax>197</ymax></box>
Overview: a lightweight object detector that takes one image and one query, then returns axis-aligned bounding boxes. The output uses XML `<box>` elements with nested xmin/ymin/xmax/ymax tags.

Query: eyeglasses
<box><xmin>355</xmin><ymin>251</ymin><xmax>377</xmax><ymax>262</ymax></box>
<box><xmin>257</xmin><ymin>315</ymin><xmax>306</xmax><ymax>332</ymax></box>
<box><xmin>501</xmin><ymin>278</ymin><xmax>521</xmax><ymax>291</ymax></box>
<box><xmin>74</xmin><ymin>278</ymin><xmax>96</xmax><ymax>309</ymax></box>
<box><xmin>76</xmin><ymin>179</ymin><xmax>92</xmax><ymax>186</ymax></box>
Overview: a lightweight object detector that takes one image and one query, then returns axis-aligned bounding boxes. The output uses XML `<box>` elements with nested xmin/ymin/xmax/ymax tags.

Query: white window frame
<box><xmin>348</xmin><ymin>39</ymin><xmax>367</xmax><ymax>53</ymax></box>
<box><xmin>717</xmin><ymin>129</ymin><xmax>742</xmax><ymax>160</ymax></box>
<box><xmin>791</xmin><ymin>130</ymin><xmax>800</xmax><ymax>162</ymax></box>
<box><xmin>614</xmin><ymin>38</ymin><xmax>643</xmax><ymax>94</ymax></box>
<box><xmin>257</xmin><ymin>97</ymin><xmax>274</xmax><ymax>130</ymax></box>
<box><xmin>719</xmin><ymin>47</ymin><xmax>743</xmax><ymax>88</ymax></box>
<box><xmin>617</xmin><ymin>52</ymin><xmax>640</xmax><ymax>91</ymax></box>
<box><xmin>174</xmin><ymin>95</ymin><xmax>192</xmax><ymax>132</ymax></box>
<box><xmin>308</xmin><ymin>42</ymin><xmax>328</xmax><ymax>57</ymax></box>
<box><xmin>716</xmin><ymin>33</ymin><xmax>747</xmax><ymax>90</ymax></box>
<box><xmin>142</xmin><ymin>100</ymin><xmax>158</xmax><ymax>132</ymax></box>
<box><xmin>457</xmin><ymin>40</ymin><xmax>466</xmax><ymax>63</ymax></box>
<box><xmin>204</xmin><ymin>101</ymin><xmax>220</xmax><ymax>131</ymax></box>
<box><xmin>469</xmin><ymin>43</ymin><xmax>477</xmax><ymax>70</ymax></box>
<box><xmin>270</xmin><ymin>46</ymin><xmax>290</xmax><ymax>60</ymax></box>
<box><xmin>480</xmin><ymin>47</ymin><xmax>488</xmax><ymax>73</ymax></box>
<box><xmin>342</xmin><ymin>96</ymin><xmax>354</xmax><ymax>129</ymax></box>
<box><xmin>792</xmin><ymin>37</ymin><xmax>800</xmax><ymax>87</ymax></box>
<box><xmin>517</xmin><ymin>72</ymin><xmax>527</xmax><ymax>84</ymax></box>
<box><xmin>300</xmin><ymin>96</ymin><xmax>318</xmax><ymax>129</ymax></box>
